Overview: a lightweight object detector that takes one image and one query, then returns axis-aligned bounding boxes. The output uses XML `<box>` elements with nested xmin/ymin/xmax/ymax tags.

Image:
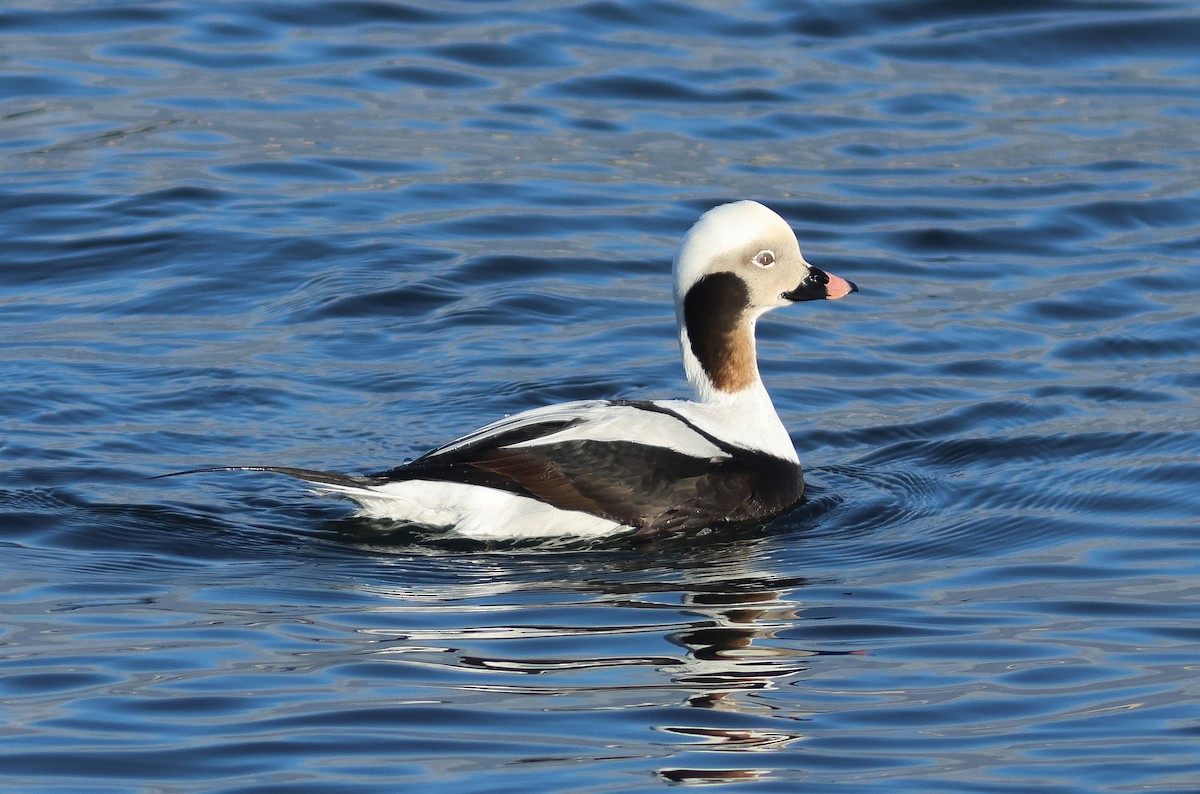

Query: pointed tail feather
<box><xmin>151</xmin><ymin>466</ymin><xmax>377</xmax><ymax>489</ymax></box>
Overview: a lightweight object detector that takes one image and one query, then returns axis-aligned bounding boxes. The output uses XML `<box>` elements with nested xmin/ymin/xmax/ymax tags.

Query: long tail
<box><xmin>151</xmin><ymin>466</ymin><xmax>379</xmax><ymax>489</ymax></box>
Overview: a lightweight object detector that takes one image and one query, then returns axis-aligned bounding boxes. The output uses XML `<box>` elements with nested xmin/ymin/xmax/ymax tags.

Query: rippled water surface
<box><xmin>3</xmin><ymin>1</ymin><xmax>1199</xmax><ymax>791</ymax></box>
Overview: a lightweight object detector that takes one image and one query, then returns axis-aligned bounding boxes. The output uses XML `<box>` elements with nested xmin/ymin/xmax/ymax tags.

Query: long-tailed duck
<box><xmin>161</xmin><ymin>201</ymin><xmax>856</xmax><ymax>539</ymax></box>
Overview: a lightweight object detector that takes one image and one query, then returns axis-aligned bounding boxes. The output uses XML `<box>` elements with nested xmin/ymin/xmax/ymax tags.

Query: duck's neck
<box><xmin>679</xmin><ymin>271</ymin><xmax>762</xmax><ymax>396</ymax></box>
<box><xmin>678</xmin><ymin>314</ymin><xmax>799</xmax><ymax>463</ymax></box>
<box><xmin>679</xmin><ymin>317</ymin><xmax>763</xmax><ymax>403</ymax></box>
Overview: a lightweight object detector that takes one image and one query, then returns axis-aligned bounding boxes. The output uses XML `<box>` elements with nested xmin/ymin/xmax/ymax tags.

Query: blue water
<box><xmin>3</xmin><ymin>1</ymin><xmax>1199</xmax><ymax>790</ymax></box>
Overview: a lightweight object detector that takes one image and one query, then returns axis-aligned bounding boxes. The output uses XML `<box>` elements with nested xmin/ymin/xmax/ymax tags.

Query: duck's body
<box><xmin>164</xmin><ymin>201</ymin><xmax>855</xmax><ymax>539</ymax></box>
<box><xmin>254</xmin><ymin>396</ymin><xmax>805</xmax><ymax>539</ymax></box>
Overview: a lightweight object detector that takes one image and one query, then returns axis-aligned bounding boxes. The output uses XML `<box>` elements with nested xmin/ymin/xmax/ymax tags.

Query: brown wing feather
<box><xmin>467</xmin><ymin>441</ymin><xmax>771</xmax><ymax>531</ymax></box>
<box><xmin>471</xmin><ymin>447</ymin><xmax>617</xmax><ymax>520</ymax></box>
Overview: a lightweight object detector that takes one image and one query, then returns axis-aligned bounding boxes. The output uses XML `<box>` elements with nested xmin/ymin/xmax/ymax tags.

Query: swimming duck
<box><xmin>162</xmin><ymin>201</ymin><xmax>856</xmax><ymax>538</ymax></box>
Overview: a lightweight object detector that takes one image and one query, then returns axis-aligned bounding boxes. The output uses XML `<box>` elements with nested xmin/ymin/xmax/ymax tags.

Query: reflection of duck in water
<box><xmin>160</xmin><ymin>201</ymin><xmax>855</xmax><ymax>539</ymax></box>
<box><xmin>657</xmin><ymin>584</ymin><xmax>823</xmax><ymax>785</ymax></box>
<box><xmin>668</xmin><ymin>587</ymin><xmax>815</xmax><ymax>710</ymax></box>
<box><xmin>336</xmin><ymin>543</ymin><xmax>843</xmax><ymax>786</ymax></box>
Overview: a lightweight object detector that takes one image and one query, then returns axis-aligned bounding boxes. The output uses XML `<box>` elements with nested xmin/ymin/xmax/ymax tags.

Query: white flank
<box><xmin>312</xmin><ymin>479</ymin><xmax>627</xmax><ymax>539</ymax></box>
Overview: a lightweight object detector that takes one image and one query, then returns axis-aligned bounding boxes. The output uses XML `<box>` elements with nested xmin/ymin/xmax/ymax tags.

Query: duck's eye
<box><xmin>754</xmin><ymin>250</ymin><xmax>775</xmax><ymax>267</ymax></box>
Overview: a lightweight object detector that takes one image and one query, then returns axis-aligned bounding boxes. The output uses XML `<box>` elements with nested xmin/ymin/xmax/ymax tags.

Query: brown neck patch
<box><xmin>683</xmin><ymin>272</ymin><xmax>757</xmax><ymax>393</ymax></box>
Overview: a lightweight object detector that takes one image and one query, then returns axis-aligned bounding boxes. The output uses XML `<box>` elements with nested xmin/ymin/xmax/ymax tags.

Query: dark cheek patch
<box><xmin>683</xmin><ymin>273</ymin><xmax>755</xmax><ymax>392</ymax></box>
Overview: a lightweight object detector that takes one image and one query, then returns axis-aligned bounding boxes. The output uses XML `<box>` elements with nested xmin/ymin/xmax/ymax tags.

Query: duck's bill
<box><xmin>782</xmin><ymin>267</ymin><xmax>859</xmax><ymax>302</ymax></box>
